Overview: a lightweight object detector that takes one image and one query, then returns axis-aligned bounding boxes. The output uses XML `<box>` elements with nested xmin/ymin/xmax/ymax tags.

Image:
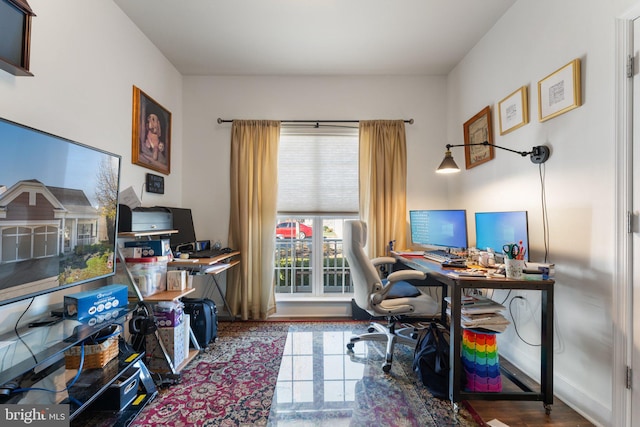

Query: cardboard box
<box><xmin>119</xmin><ymin>246</ymin><xmax>143</xmax><ymax>259</ymax></box>
<box><xmin>124</xmin><ymin>239</ymin><xmax>171</xmax><ymax>257</ymax></box>
<box><xmin>64</xmin><ymin>284</ymin><xmax>128</xmax><ymax>321</ymax></box>
<box><xmin>146</xmin><ymin>325</ymin><xmax>186</xmax><ymax>372</ymax></box>
<box><xmin>167</xmin><ymin>270</ymin><xmax>187</xmax><ymax>291</ymax></box>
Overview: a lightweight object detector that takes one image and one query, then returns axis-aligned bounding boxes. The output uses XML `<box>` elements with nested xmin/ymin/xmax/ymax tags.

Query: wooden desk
<box><xmin>393</xmin><ymin>253</ymin><xmax>554</xmax><ymax>413</ymax></box>
<box><xmin>168</xmin><ymin>251</ymin><xmax>241</xmax><ymax>320</ymax></box>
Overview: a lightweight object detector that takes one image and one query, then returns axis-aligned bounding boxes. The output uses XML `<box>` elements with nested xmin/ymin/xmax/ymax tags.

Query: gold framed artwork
<box><xmin>463</xmin><ymin>106</ymin><xmax>494</xmax><ymax>169</ymax></box>
<box><xmin>538</xmin><ymin>58</ymin><xmax>581</xmax><ymax>122</ymax></box>
<box><xmin>498</xmin><ymin>86</ymin><xmax>529</xmax><ymax>135</ymax></box>
<box><xmin>132</xmin><ymin>86</ymin><xmax>172</xmax><ymax>175</ymax></box>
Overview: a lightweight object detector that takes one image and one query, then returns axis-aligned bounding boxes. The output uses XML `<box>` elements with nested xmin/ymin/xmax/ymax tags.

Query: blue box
<box><xmin>64</xmin><ymin>284</ymin><xmax>129</xmax><ymax>320</ymax></box>
<box><xmin>124</xmin><ymin>239</ymin><xmax>171</xmax><ymax>257</ymax></box>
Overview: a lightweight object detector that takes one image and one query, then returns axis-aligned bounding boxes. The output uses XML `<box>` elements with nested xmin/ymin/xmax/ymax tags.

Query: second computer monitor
<box><xmin>475</xmin><ymin>211</ymin><xmax>529</xmax><ymax>261</ymax></box>
<box><xmin>165</xmin><ymin>207</ymin><xmax>197</xmax><ymax>251</ymax></box>
<box><xmin>409</xmin><ymin>209</ymin><xmax>468</xmax><ymax>250</ymax></box>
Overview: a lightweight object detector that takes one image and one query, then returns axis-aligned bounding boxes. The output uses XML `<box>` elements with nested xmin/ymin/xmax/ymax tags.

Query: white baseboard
<box><xmin>270</xmin><ymin>299</ymin><xmax>352</xmax><ymax>318</ymax></box>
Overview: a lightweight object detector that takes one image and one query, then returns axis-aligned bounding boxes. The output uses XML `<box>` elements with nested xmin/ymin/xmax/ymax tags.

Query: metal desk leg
<box><xmin>449</xmin><ymin>283</ymin><xmax>463</xmax><ymax>405</ymax></box>
<box><xmin>541</xmin><ymin>286</ymin><xmax>554</xmax><ymax>412</ymax></box>
<box><xmin>209</xmin><ymin>273</ymin><xmax>235</xmax><ymax>321</ymax></box>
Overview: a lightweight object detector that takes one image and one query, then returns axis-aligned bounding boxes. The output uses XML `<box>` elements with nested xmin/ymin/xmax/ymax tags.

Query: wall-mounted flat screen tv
<box><xmin>0</xmin><ymin>117</ymin><xmax>121</xmax><ymax>306</ymax></box>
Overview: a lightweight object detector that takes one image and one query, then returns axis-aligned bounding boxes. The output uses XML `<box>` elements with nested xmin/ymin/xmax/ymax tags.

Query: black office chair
<box><xmin>344</xmin><ymin>220</ymin><xmax>440</xmax><ymax>372</ymax></box>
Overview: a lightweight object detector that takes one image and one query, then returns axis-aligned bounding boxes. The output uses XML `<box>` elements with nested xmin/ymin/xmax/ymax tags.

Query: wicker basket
<box><xmin>64</xmin><ymin>337</ymin><xmax>119</xmax><ymax>369</ymax></box>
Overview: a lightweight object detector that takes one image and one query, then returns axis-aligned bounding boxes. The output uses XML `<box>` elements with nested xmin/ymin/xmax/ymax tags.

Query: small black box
<box><xmin>95</xmin><ymin>366</ymin><xmax>140</xmax><ymax>411</ymax></box>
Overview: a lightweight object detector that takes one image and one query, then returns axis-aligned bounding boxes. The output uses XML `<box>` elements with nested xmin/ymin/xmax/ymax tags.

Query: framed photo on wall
<box><xmin>498</xmin><ymin>86</ymin><xmax>529</xmax><ymax>135</ymax></box>
<box><xmin>132</xmin><ymin>86</ymin><xmax>172</xmax><ymax>175</ymax></box>
<box><xmin>538</xmin><ymin>58</ymin><xmax>581</xmax><ymax>122</ymax></box>
<box><xmin>463</xmin><ymin>106</ymin><xmax>494</xmax><ymax>169</ymax></box>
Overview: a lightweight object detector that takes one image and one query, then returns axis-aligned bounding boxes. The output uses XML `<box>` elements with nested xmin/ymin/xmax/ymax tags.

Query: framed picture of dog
<box><xmin>132</xmin><ymin>86</ymin><xmax>172</xmax><ymax>175</ymax></box>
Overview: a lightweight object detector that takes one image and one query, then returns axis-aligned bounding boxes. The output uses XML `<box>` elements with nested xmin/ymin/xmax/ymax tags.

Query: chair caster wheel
<box><xmin>346</xmin><ymin>342</ymin><xmax>355</xmax><ymax>351</ymax></box>
<box><xmin>382</xmin><ymin>363</ymin><xmax>391</xmax><ymax>373</ymax></box>
<box><xmin>368</xmin><ymin>327</ymin><xmax>375</xmax><ymax>333</ymax></box>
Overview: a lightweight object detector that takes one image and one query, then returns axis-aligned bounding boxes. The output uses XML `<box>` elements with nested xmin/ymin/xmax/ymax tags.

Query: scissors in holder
<box><xmin>503</xmin><ymin>243</ymin><xmax>521</xmax><ymax>259</ymax></box>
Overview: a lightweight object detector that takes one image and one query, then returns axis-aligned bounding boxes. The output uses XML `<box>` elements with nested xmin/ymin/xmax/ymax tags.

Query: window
<box><xmin>275</xmin><ymin>128</ymin><xmax>359</xmax><ymax>297</ymax></box>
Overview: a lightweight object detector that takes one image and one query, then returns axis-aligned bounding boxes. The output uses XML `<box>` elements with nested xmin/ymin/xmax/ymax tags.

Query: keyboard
<box><xmin>187</xmin><ymin>247</ymin><xmax>234</xmax><ymax>258</ymax></box>
<box><xmin>423</xmin><ymin>250</ymin><xmax>464</xmax><ymax>264</ymax></box>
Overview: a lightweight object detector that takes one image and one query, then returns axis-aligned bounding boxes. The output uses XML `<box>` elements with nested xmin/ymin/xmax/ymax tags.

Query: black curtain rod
<box><xmin>216</xmin><ymin>118</ymin><xmax>414</xmax><ymax>125</ymax></box>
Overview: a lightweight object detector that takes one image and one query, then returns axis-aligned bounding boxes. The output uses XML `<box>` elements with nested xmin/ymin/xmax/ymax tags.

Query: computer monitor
<box><xmin>409</xmin><ymin>210</ymin><xmax>468</xmax><ymax>250</ymax></box>
<box><xmin>165</xmin><ymin>207</ymin><xmax>197</xmax><ymax>251</ymax></box>
<box><xmin>475</xmin><ymin>211</ymin><xmax>529</xmax><ymax>261</ymax></box>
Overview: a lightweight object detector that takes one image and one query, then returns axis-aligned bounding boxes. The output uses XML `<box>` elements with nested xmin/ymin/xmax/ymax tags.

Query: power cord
<box><xmin>12</xmin><ymin>341</ymin><xmax>85</xmax><ymax>396</ymax></box>
<box><xmin>508</xmin><ymin>296</ymin><xmax>540</xmax><ymax>347</ymax></box>
<box><xmin>14</xmin><ymin>297</ymin><xmax>38</xmax><ymax>365</ymax></box>
<box><xmin>538</xmin><ymin>163</ymin><xmax>550</xmax><ymax>263</ymax></box>
<box><xmin>9</xmin><ymin>326</ymin><xmax>122</xmax><ymax>400</ymax></box>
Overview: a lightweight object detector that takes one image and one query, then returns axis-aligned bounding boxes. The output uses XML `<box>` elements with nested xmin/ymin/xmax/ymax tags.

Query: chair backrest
<box><xmin>343</xmin><ymin>220</ymin><xmax>384</xmax><ymax>313</ymax></box>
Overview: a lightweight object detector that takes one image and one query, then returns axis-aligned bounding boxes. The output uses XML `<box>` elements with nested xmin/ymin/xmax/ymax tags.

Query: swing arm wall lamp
<box><xmin>436</xmin><ymin>141</ymin><xmax>550</xmax><ymax>174</ymax></box>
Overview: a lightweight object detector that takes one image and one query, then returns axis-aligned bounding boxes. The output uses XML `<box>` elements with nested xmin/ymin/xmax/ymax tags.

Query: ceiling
<box><xmin>113</xmin><ymin>0</ymin><xmax>515</xmax><ymax>76</ymax></box>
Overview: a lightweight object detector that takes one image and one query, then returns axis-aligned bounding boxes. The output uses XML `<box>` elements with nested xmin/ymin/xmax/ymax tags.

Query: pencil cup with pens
<box><xmin>503</xmin><ymin>241</ymin><xmax>525</xmax><ymax>279</ymax></box>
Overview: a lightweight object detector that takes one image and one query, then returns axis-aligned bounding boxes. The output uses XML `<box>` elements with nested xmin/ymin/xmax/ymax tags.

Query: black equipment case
<box><xmin>182</xmin><ymin>297</ymin><xmax>218</xmax><ymax>348</ymax></box>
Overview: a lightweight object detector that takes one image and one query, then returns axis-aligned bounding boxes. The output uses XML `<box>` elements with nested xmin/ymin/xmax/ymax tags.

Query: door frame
<box><xmin>614</xmin><ymin>6</ymin><xmax>640</xmax><ymax>427</ymax></box>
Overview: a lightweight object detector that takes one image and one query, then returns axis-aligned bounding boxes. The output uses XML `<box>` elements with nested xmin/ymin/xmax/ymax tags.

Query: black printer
<box><xmin>117</xmin><ymin>205</ymin><xmax>172</xmax><ymax>232</ymax></box>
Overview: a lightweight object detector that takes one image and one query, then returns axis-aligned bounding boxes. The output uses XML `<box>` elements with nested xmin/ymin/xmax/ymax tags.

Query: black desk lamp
<box><xmin>436</xmin><ymin>141</ymin><xmax>550</xmax><ymax>173</ymax></box>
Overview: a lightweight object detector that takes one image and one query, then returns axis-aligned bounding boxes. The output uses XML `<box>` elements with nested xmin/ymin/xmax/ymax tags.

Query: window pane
<box><xmin>275</xmin><ymin>217</ymin><xmax>313</xmax><ymax>294</ymax></box>
<box><xmin>322</xmin><ymin>219</ymin><xmax>352</xmax><ymax>294</ymax></box>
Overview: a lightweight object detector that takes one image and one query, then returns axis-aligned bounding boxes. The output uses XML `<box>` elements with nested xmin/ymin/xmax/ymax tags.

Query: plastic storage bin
<box><xmin>462</xmin><ymin>329</ymin><xmax>502</xmax><ymax>392</ymax></box>
<box><xmin>124</xmin><ymin>256</ymin><xmax>168</xmax><ymax>297</ymax></box>
<box><xmin>94</xmin><ymin>365</ymin><xmax>141</xmax><ymax>411</ymax></box>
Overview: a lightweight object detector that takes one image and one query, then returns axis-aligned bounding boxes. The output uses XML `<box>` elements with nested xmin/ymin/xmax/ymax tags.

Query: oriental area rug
<box><xmin>130</xmin><ymin>321</ymin><xmax>481</xmax><ymax>427</ymax></box>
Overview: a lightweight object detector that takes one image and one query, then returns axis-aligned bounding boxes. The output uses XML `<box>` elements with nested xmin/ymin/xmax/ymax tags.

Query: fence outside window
<box><xmin>274</xmin><ymin>218</ymin><xmax>354</xmax><ymax>296</ymax></box>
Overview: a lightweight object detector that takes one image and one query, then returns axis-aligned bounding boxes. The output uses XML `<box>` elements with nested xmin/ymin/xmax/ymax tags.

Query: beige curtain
<box><xmin>227</xmin><ymin>120</ymin><xmax>280</xmax><ymax>320</ymax></box>
<box><xmin>359</xmin><ymin>120</ymin><xmax>408</xmax><ymax>258</ymax></box>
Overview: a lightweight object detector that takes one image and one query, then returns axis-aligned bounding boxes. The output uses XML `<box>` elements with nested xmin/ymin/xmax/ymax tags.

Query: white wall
<box><xmin>0</xmin><ymin>0</ymin><xmax>628</xmax><ymax>424</ymax></box>
<box><xmin>446</xmin><ymin>0</ymin><xmax>636</xmax><ymax>425</ymax></box>
<box><xmin>181</xmin><ymin>75</ymin><xmax>449</xmax><ymax>246</ymax></box>
<box><xmin>0</xmin><ymin>0</ymin><xmax>182</xmax><ymax>329</ymax></box>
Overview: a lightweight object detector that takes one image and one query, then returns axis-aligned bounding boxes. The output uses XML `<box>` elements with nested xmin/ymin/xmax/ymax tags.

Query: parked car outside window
<box><xmin>276</xmin><ymin>222</ymin><xmax>313</xmax><ymax>239</ymax></box>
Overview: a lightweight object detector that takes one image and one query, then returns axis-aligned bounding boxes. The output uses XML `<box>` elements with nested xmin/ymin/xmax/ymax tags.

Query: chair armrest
<box><xmin>387</xmin><ymin>269</ymin><xmax>426</xmax><ymax>283</ymax></box>
<box><xmin>371</xmin><ymin>256</ymin><xmax>397</xmax><ymax>267</ymax></box>
<box><xmin>370</xmin><ymin>269</ymin><xmax>427</xmax><ymax>304</ymax></box>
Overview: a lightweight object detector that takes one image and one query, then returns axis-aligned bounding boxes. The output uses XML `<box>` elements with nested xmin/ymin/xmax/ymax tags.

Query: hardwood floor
<box><xmin>466</xmin><ymin>398</ymin><xmax>594</xmax><ymax>427</ymax></box>
<box><xmin>464</xmin><ymin>358</ymin><xmax>595</xmax><ymax>426</ymax></box>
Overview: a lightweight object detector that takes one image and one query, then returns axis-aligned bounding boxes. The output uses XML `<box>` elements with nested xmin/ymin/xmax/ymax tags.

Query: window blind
<box><xmin>277</xmin><ymin>128</ymin><xmax>359</xmax><ymax>214</ymax></box>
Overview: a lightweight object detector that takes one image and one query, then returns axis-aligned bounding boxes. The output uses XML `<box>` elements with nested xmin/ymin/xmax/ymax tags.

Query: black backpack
<box><xmin>412</xmin><ymin>322</ymin><xmax>450</xmax><ymax>399</ymax></box>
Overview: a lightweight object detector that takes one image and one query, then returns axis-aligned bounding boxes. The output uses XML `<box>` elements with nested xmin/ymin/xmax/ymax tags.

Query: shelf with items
<box><xmin>167</xmin><ymin>251</ymin><xmax>241</xmax><ymax>321</ymax></box>
<box><xmin>143</xmin><ymin>288</ymin><xmax>196</xmax><ymax>302</ymax></box>
<box><xmin>116</xmin><ymin>230</ymin><xmax>201</xmax><ymax>377</ymax></box>
<box><xmin>117</xmin><ymin>229</ymin><xmax>177</xmax><ymax>239</ymax></box>
<box><xmin>0</xmin><ymin>307</ymin><xmax>157</xmax><ymax>424</ymax></box>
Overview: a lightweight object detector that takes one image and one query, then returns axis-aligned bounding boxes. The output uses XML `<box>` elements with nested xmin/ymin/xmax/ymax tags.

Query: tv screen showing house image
<box><xmin>0</xmin><ymin>117</ymin><xmax>121</xmax><ymax>306</ymax></box>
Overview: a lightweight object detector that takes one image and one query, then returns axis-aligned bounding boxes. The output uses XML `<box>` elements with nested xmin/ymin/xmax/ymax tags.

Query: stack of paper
<box><xmin>445</xmin><ymin>295</ymin><xmax>511</xmax><ymax>333</ymax></box>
